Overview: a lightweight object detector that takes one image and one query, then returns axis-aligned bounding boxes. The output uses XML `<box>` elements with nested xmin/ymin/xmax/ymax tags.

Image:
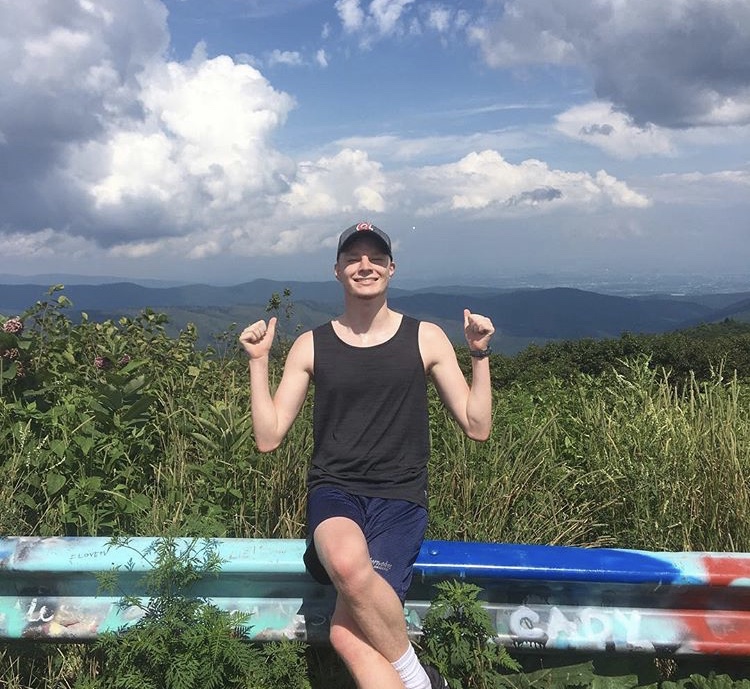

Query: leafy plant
<box><xmin>79</xmin><ymin>537</ymin><xmax>310</xmax><ymax>689</ymax></box>
<box><xmin>663</xmin><ymin>673</ymin><xmax>750</xmax><ymax>689</ymax></box>
<box><xmin>265</xmin><ymin>288</ymin><xmax>300</xmax><ymax>358</ymax></box>
<box><xmin>419</xmin><ymin>580</ymin><xmax>520</xmax><ymax>688</ymax></box>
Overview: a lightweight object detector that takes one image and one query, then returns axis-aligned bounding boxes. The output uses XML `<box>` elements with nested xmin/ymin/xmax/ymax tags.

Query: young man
<box><xmin>239</xmin><ymin>222</ymin><xmax>494</xmax><ymax>689</ymax></box>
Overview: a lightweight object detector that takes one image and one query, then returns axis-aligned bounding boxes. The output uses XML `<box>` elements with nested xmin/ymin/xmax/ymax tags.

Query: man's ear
<box><xmin>334</xmin><ymin>262</ymin><xmax>341</xmax><ymax>281</ymax></box>
<box><xmin>388</xmin><ymin>260</ymin><xmax>396</xmax><ymax>278</ymax></box>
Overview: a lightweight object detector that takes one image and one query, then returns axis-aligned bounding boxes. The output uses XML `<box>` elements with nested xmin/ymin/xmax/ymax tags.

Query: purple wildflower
<box><xmin>118</xmin><ymin>354</ymin><xmax>131</xmax><ymax>366</ymax></box>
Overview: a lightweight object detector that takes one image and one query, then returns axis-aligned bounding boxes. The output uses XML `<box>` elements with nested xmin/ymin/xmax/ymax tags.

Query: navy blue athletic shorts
<box><xmin>303</xmin><ymin>485</ymin><xmax>428</xmax><ymax>602</ymax></box>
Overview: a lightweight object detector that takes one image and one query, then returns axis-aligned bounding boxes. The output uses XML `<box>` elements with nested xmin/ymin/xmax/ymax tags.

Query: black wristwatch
<box><xmin>469</xmin><ymin>347</ymin><xmax>492</xmax><ymax>359</ymax></box>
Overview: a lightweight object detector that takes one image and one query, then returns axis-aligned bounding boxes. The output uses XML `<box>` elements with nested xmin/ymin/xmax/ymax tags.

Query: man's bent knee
<box><xmin>314</xmin><ymin>517</ymin><xmax>372</xmax><ymax>590</ymax></box>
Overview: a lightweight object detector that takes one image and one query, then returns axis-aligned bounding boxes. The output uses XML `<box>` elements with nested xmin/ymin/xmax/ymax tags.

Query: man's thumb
<box><xmin>267</xmin><ymin>316</ymin><xmax>278</xmax><ymax>339</ymax></box>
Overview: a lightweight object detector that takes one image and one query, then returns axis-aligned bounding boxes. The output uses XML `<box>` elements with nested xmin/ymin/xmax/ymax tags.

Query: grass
<box><xmin>426</xmin><ymin>357</ymin><xmax>750</xmax><ymax>552</ymax></box>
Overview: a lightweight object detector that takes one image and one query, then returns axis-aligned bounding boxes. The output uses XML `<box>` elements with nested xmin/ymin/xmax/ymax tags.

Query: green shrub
<box><xmin>419</xmin><ymin>580</ymin><xmax>520</xmax><ymax>689</ymax></box>
<box><xmin>78</xmin><ymin>537</ymin><xmax>310</xmax><ymax>689</ymax></box>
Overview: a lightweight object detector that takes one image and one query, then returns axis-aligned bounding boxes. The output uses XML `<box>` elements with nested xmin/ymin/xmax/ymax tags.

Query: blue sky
<box><xmin>1</xmin><ymin>0</ymin><xmax>749</xmax><ymax>287</ymax></box>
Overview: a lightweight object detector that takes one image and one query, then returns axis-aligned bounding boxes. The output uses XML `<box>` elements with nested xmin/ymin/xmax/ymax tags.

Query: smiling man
<box><xmin>240</xmin><ymin>222</ymin><xmax>495</xmax><ymax>689</ymax></box>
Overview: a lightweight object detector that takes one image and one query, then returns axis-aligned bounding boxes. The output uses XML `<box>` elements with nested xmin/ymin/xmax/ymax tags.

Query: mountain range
<box><xmin>2</xmin><ymin>279</ymin><xmax>749</xmax><ymax>354</ymax></box>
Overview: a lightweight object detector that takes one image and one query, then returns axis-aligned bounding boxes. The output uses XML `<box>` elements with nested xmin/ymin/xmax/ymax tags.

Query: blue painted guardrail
<box><xmin>2</xmin><ymin>537</ymin><xmax>750</xmax><ymax>656</ymax></box>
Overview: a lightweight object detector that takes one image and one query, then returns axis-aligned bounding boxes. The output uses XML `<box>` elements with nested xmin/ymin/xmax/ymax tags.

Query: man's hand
<box><xmin>463</xmin><ymin>309</ymin><xmax>494</xmax><ymax>352</ymax></box>
<box><xmin>239</xmin><ymin>317</ymin><xmax>277</xmax><ymax>360</ymax></box>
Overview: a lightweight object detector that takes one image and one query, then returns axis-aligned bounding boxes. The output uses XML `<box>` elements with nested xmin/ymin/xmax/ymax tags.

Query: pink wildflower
<box><xmin>94</xmin><ymin>355</ymin><xmax>112</xmax><ymax>370</ymax></box>
<box><xmin>1</xmin><ymin>347</ymin><xmax>20</xmax><ymax>360</ymax></box>
<box><xmin>2</xmin><ymin>317</ymin><xmax>23</xmax><ymax>334</ymax></box>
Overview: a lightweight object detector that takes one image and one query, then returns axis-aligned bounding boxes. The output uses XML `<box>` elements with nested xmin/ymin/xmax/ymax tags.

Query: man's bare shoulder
<box><xmin>418</xmin><ymin>320</ymin><xmax>450</xmax><ymax>341</ymax></box>
<box><xmin>294</xmin><ymin>328</ymin><xmax>314</xmax><ymax>342</ymax></box>
<box><xmin>286</xmin><ymin>329</ymin><xmax>314</xmax><ymax>373</ymax></box>
<box><xmin>417</xmin><ymin>320</ymin><xmax>454</xmax><ymax>369</ymax></box>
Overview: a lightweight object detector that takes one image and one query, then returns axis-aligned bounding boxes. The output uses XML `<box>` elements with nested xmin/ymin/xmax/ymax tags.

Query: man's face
<box><xmin>335</xmin><ymin>236</ymin><xmax>395</xmax><ymax>295</ymax></box>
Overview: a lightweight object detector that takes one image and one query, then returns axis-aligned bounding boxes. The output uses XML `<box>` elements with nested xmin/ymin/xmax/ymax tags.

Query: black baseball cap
<box><xmin>336</xmin><ymin>222</ymin><xmax>392</xmax><ymax>259</ymax></box>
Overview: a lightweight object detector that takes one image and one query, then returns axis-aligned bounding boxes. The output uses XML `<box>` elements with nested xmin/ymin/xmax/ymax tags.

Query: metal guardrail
<box><xmin>2</xmin><ymin>537</ymin><xmax>750</xmax><ymax>656</ymax></box>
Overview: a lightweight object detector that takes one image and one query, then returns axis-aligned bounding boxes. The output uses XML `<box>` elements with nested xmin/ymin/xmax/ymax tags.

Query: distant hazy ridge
<box><xmin>2</xmin><ymin>279</ymin><xmax>749</xmax><ymax>354</ymax></box>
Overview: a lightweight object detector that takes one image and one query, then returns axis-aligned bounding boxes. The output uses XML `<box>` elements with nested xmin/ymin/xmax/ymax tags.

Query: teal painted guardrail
<box><xmin>2</xmin><ymin>537</ymin><xmax>750</xmax><ymax>656</ymax></box>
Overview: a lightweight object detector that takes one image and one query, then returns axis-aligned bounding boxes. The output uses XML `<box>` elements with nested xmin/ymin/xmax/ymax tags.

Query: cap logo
<box><xmin>356</xmin><ymin>222</ymin><xmax>373</xmax><ymax>232</ymax></box>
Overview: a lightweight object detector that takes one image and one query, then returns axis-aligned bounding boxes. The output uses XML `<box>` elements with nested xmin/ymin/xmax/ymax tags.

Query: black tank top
<box><xmin>308</xmin><ymin>315</ymin><xmax>430</xmax><ymax>507</ymax></box>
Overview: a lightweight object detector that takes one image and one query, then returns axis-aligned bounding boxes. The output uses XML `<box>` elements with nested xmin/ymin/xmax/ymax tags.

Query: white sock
<box><xmin>391</xmin><ymin>644</ymin><xmax>431</xmax><ymax>689</ymax></box>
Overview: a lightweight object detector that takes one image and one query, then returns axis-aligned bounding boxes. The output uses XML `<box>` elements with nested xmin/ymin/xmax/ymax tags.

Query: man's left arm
<box><xmin>420</xmin><ymin>310</ymin><xmax>495</xmax><ymax>441</ymax></box>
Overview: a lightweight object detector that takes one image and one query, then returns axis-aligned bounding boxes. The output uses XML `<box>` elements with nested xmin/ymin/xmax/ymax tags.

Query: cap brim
<box><xmin>338</xmin><ymin>234</ymin><xmax>391</xmax><ymax>257</ymax></box>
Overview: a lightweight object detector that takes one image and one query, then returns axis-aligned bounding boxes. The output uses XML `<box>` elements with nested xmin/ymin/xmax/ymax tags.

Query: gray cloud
<box><xmin>470</xmin><ymin>0</ymin><xmax>750</xmax><ymax>128</ymax></box>
<box><xmin>579</xmin><ymin>123</ymin><xmax>614</xmax><ymax>137</ymax></box>
<box><xmin>506</xmin><ymin>187</ymin><xmax>563</xmax><ymax>207</ymax></box>
<box><xmin>0</xmin><ymin>0</ymin><xmax>168</xmax><ymax>232</ymax></box>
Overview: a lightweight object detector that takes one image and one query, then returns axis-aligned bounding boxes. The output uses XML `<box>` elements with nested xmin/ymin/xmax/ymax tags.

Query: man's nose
<box><xmin>358</xmin><ymin>255</ymin><xmax>373</xmax><ymax>269</ymax></box>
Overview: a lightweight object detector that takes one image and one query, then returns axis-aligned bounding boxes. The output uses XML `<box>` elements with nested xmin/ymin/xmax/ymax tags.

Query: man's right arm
<box><xmin>240</xmin><ymin>318</ymin><xmax>313</xmax><ymax>452</ymax></box>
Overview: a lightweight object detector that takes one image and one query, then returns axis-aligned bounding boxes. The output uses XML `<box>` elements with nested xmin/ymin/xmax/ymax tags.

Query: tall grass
<box><xmin>426</xmin><ymin>357</ymin><xmax>750</xmax><ymax>552</ymax></box>
<box><xmin>2</xmin><ymin>300</ymin><xmax>749</xmax><ymax>550</ymax></box>
<box><xmin>107</xmin><ymin>360</ymin><xmax>312</xmax><ymax>539</ymax></box>
<box><xmin>558</xmin><ymin>358</ymin><xmax>750</xmax><ymax>551</ymax></box>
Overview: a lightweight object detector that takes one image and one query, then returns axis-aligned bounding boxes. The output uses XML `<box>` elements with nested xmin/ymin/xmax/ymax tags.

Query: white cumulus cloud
<box><xmin>281</xmin><ymin>148</ymin><xmax>389</xmax><ymax>219</ymax></box>
<box><xmin>404</xmin><ymin>149</ymin><xmax>650</xmax><ymax>216</ymax></box>
<box><xmin>0</xmin><ymin>2</ymin><xmax>347</xmax><ymax>262</ymax></box>
<box><xmin>267</xmin><ymin>49</ymin><xmax>304</xmax><ymax>67</ymax></box>
<box><xmin>336</xmin><ymin>0</ymin><xmax>465</xmax><ymax>44</ymax></box>
<box><xmin>555</xmin><ymin>102</ymin><xmax>675</xmax><ymax>158</ymax></box>
<box><xmin>68</xmin><ymin>49</ymin><xmax>297</xmax><ymax>245</ymax></box>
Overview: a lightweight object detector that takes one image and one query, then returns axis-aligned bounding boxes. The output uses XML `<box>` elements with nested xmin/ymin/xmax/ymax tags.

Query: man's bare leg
<box><xmin>329</xmin><ymin>597</ymin><xmax>404</xmax><ymax>689</ymax></box>
<box><xmin>314</xmin><ymin>516</ymin><xmax>411</xmax><ymax>662</ymax></box>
